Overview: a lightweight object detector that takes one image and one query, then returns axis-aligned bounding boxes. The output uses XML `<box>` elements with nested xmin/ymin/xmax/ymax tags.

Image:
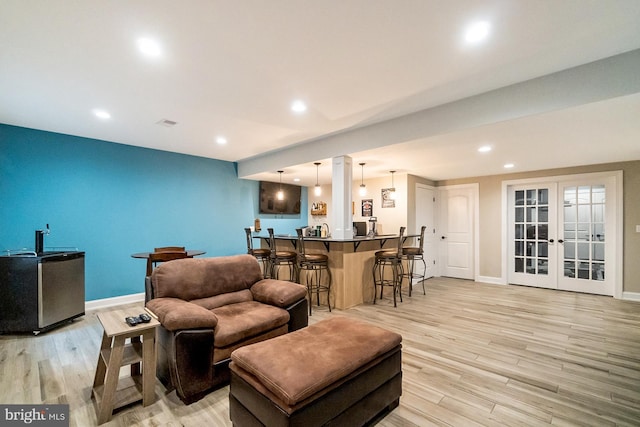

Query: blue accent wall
<box><xmin>0</xmin><ymin>124</ymin><xmax>307</xmax><ymax>301</ymax></box>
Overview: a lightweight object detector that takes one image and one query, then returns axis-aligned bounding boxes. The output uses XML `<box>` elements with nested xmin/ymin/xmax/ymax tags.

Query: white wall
<box><xmin>307</xmin><ymin>173</ymin><xmax>408</xmax><ymax>236</ymax></box>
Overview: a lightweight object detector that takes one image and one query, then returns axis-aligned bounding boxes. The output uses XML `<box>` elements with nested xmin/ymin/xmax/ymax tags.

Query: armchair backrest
<box><xmin>151</xmin><ymin>254</ymin><xmax>263</xmax><ymax>302</ymax></box>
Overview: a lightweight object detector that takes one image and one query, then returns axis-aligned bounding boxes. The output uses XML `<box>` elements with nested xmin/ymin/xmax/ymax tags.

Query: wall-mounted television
<box><xmin>259</xmin><ymin>181</ymin><xmax>302</xmax><ymax>214</ymax></box>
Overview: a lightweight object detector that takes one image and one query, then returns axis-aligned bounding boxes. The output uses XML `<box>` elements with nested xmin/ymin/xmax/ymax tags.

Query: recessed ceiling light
<box><xmin>216</xmin><ymin>136</ymin><xmax>227</xmax><ymax>145</ymax></box>
<box><xmin>465</xmin><ymin>21</ymin><xmax>491</xmax><ymax>44</ymax></box>
<box><xmin>478</xmin><ymin>145</ymin><xmax>492</xmax><ymax>153</ymax></box>
<box><xmin>291</xmin><ymin>100</ymin><xmax>307</xmax><ymax>113</ymax></box>
<box><xmin>93</xmin><ymin>109</ymin><xmax>111</xmax><ymax>119</ymax></box>
<box><xmin>293</xmin><ymin>178</ymin><xmax>301</xmax><ymax>182</ymax></box>
<box><xmin>504</xmin><ymin>163</ymin><xmax>515</xmax><ymax>169</ymax></box>
<box><xmin>137</xmin><ymin>37</ymin><xmax>162</xmax><ymax>57</ymax></box>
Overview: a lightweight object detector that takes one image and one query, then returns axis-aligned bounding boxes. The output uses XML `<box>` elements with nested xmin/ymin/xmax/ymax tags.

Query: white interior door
<box><xmin>415</xmin><ymin>184</ymin><xmax>435</xmax><ymax>280</ymax></box>
<box><xmin>439</xmin><ymin>186</ymin><xmax>475</xmax><ymax>280</ymax></box>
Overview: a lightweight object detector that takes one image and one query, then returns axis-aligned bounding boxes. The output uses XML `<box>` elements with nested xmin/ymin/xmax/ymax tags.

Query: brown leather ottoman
<box><xmin>229</xmin><ymin>316</ymin><xmax>402</xmax><ymax>426</ymax></box>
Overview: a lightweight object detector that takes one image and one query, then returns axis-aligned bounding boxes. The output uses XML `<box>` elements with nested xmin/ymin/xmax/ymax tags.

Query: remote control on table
<box><xmin>125</xmin><ymin>316</ymin><xmax>140</xmax><ymax>327</ymax></box>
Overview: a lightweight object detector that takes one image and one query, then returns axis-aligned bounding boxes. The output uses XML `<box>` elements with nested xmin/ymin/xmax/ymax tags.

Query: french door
<box><xmin>508</xmin><ymin>183</ymin><xmax>558</xmax><ymax>289</ymax></box>
<box><xmin>507</xmin><ymin>173</ymin><xmax>619</xmax><ymax>296</ymax></box>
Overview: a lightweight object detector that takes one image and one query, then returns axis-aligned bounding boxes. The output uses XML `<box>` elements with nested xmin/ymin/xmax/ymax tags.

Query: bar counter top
<box><xmin>255</xmin><ymin>233</ymin><xmax>416</xmax><ymax>252</ymax></box>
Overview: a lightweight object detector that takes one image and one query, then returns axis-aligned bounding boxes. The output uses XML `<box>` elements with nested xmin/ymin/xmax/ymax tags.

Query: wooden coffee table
<box><xmin>92</xmin><ymin>307</ymin><xmax>159</xmax><ymax>424</ymax></box>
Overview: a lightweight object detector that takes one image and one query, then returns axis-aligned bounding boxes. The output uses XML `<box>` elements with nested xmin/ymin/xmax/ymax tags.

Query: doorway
<box><xmin>415</xmin><ymin>183</ymin><xmax>436</xmax><ymax>281</ymax></box>
<box><xmin>505</xmin><ymin>172</ymin><xmax>621</xmax><ymax>296</ymax></box>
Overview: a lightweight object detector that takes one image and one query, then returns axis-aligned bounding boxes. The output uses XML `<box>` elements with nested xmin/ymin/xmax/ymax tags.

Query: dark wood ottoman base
<box><xmin>229</xmin><ymin>317</ymin><xmax>402</xmax><ymax>427</ymax></box>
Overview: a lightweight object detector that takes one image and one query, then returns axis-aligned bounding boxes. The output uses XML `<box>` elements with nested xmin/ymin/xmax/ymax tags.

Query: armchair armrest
<box><xmin>146</xmin><ymin>297</ymin><xmax>218</xmax><ymax>331</ymax></box>
<box><xmin>251</xmin><ymin>279</ymin><xmax>307</xmax><ymax>308</ymax></box>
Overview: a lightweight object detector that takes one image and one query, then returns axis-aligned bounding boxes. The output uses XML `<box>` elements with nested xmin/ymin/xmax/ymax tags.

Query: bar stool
<box><xmin>267</xmin><ymin>228</ymin><xmax>298</xmax><ymax>282</ymax></box>
<box><xmin>295</xmin><ymin>228</ymin><xmax>331</xmax><ymax>315</ymax></box>
<box><xmin>372</xmin><ymin>226</ymin><xmax>405</xmax><ymax>307</ymax></box>
<box><xmin>401</xmin><ymin>226</ymin><xmax>427</xmax><ymax>296</ymax></box>
<box><xmin>245</xmin><ymin>227</ymin><xmax>270</xmax><ymax>278</ymax></box>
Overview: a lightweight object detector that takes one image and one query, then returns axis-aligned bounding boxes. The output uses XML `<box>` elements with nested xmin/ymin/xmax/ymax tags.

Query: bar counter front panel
<box><xmin>258</xmin><ymin>234</ymin><xmax>417</xmax><ymax>310</ymax></box>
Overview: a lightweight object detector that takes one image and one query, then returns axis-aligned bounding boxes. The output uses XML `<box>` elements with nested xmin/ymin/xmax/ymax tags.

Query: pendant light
<box><xmin>358</xmin><ymin>163</ymin><xmax>367</xmax><ymax>197</ymax></box>
<box><xmin>276</xmin><ymin>170</ymin><xmax>284</xmax><ymax>200</ymax></box>
<box><xmin>389</xmin><ymin>170</ymin><xmax>397</xmax><ymax>200</ymax></box>
<box><xmin>313</xmin><ymin>162</ymin><xmax>322</xmax><ymax>197</ymax></box>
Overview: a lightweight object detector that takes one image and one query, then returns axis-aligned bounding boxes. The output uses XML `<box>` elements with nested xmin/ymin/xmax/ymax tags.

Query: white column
<box><xmin>331</xmin><ymin>155</ymin><xmax>353</xmax><ymax>239</ymax></box>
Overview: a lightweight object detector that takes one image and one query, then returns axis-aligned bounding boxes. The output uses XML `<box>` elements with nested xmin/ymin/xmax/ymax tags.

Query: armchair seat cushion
<box><xmin>212</xmin><ymin>301</ymin><xmax>289</xmax><ymax>348</ymax></box>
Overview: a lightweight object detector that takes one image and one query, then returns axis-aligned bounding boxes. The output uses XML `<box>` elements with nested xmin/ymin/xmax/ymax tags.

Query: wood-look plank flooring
<box><xmin>1</xmin><ymin>277</ymin><xmax>639</xmax><ymax>426</ymax></box>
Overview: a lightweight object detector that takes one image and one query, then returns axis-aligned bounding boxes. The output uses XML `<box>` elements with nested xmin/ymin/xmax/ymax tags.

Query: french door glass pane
<box><xmin>563</xmin><ymin>185</ymin><xmax>605</xmax><ymax>280</ymax></box>
<box><xmin>515</xmin><ymin>241</ymin><xmax>524</xmax><ymax>256</ymax></box>
<box><xmin>593</xmin><ymin>223</ymin><xmax>605</xmax><ymax>241</ymax></box>
<box><xmin>592</xmin><ymin>185</ymin><xmax>605</xmax><ymax>203</ymax></box>
<box><xmin>538</xmin><ymin>242</ymin><xmax>548</xmax><ymax>257</ymax></box>
<box><xmin>539</xmin><ymin>206</ymin><xmax>548</xmax><ymax>222</ymax></box>
<box><xmin>565</xmin><ymin>260</ymin><xmax>575</xmax><ymax>278</ymax></box>
<box><xmin>538</xmin><ymin>259</ymin><xmax>548</xmax><ymax>275</ymax></box>
<box><xmin>592</xmin><ymin>263</ymin><xmax>605</xmax><ymax>281</ymax></box>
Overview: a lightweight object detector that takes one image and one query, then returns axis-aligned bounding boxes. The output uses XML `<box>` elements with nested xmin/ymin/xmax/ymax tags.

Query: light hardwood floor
<box><xmin>1</xmin><ymin>278</ymin><xmax>639</xmax><ymax>426</ymax></box>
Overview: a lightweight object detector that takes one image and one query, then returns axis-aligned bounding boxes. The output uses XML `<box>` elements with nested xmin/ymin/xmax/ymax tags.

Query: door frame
<box><xmin>437</xmin><ymin>183</ymin><xmax>480</xmax><ymax>281</ymax></box>
<box><xmin>415</xmin><ymin>183</ymin><xmax>436</xmax><ymax>281</ymax></box>
<box><xmin>501</xmin><ymin>171</ymin><xmax>623</xmax><ymax>298</ymax></box>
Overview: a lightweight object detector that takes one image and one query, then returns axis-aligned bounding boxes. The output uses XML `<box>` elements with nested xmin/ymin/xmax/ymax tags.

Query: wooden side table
<box><xmin>92</xmin><ymin>308</ymin><xmax>159</xmax><ymax>424</ymax></box>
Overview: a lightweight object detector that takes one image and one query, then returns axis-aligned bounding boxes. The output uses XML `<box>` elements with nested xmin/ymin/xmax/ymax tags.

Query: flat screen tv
<box><xmin>259</xmin><ymin>181</ymin><xmax>302</xmax><ymax>214</ymax></box>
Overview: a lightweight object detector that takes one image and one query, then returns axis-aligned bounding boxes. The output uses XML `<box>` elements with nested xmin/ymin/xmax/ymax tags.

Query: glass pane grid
<box><xmin>514</xmin><ymin>188</ymin><xmax>548</xmax><ymax>275</ymax></box>
<box><xmin>563</xmin><ymin>185</ymin><xmax>605</xmax><ymax>281</ymax></box>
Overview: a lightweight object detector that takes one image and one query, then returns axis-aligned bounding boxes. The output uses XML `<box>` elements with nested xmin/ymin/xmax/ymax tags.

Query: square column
<box><xmin>331</xmin><ymin>155</ymin><xmax>353</xmax><ymax>239</ymax></box>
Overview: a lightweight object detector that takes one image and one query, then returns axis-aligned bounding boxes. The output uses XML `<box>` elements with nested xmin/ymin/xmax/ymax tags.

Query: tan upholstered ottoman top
<box><xmin>230</xmin><ymin>316</ymin><xmax>402</xmax><ymax>406</ymax></box>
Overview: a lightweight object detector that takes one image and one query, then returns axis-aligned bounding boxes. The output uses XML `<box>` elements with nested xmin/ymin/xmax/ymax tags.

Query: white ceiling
<box><xmin>1</xmin><ymin>1</ymin><xmax>640</xmax><ymax>186</ymax></box>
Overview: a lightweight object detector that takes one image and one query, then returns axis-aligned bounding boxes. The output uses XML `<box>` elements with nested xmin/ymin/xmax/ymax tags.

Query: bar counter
<box><xmin>257</xmin><ymin>233</ymin><xmax>417</xmax><ymax>310</ymax></box>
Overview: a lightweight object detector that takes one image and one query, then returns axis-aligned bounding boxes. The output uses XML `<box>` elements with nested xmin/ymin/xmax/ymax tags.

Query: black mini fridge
<box><xmin>0</xmin><ymin>251</ymin><xmax>85</xmax><ymax>334</ymax></box>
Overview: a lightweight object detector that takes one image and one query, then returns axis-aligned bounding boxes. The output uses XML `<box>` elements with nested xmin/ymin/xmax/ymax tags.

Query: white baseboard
<box><xmin>476</xmin><ymin>276</ymin><xmax>505</xmax><ymax>285</ymax></box>
<box><xmin>85</xmin><ymin>292</ymin><xmax>145</xmax><ymax>311</ymax></box>
<box><xmin>622</xmin><ymin>291</ymin><xmax>640</xmax><ymax>302</ymax></box>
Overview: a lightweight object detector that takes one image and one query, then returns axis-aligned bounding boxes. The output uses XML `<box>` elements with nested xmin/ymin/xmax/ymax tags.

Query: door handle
<box><xmin>549</xmin><ymin>239</ymin><xmax>554</xmax><ymax>243</ymax></box>
<box><xmin>558</xmin><ymin>239</ymin><xmax>564</xmax><ymax>244</ymax></box>
<box><xmin>441</xmin><ymin>236</ymin><xmax>446</xmax><ymax>240</ymax></box>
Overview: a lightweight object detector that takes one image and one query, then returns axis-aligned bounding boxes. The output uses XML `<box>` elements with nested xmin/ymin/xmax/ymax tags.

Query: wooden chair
<box><xmin>146</xmin><ymin>250</ymin><xmax>188</xmax><ymax>277</ymax></box>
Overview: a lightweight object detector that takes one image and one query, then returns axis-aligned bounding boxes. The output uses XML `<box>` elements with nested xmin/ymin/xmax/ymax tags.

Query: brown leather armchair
<box><xmin>145</xmin><ymin>254</ymin><xmax>308</xmax><ymax>403</ymax></box>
